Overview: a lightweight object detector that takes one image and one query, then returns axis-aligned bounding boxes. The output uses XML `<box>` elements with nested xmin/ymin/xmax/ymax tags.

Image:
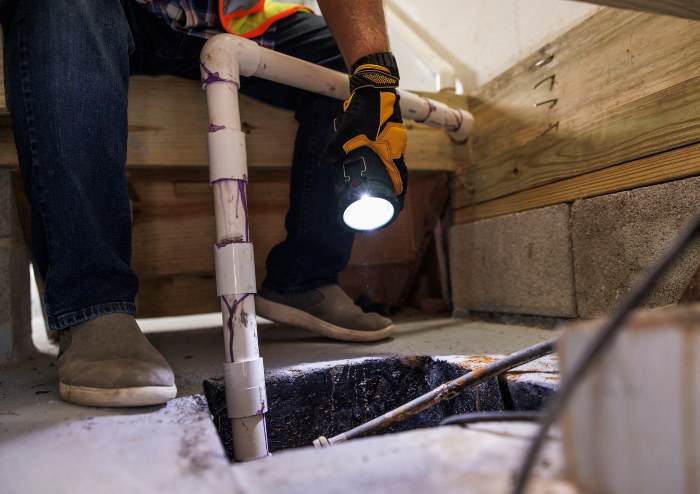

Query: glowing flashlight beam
<box><xmin>342</xmin><ymin>195</ymin><xmax>396</xmax><ymax>231</ymax></box>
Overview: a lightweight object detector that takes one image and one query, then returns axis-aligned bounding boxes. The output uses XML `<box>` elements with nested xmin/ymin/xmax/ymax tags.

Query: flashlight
<box><xmin>334</xmin><ymin>147</ymin><xmax>400</xmax><ymax>232</ymax></box>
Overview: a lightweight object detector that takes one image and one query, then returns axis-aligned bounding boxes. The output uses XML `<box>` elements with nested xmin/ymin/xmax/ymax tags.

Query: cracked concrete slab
<box><xmin>0</xmin><ymin>364</ymin><xmax>238</xmax><ymax>493</ymax></box>
<box><xmin>231</xmin><ymin>424</ymin><xmax>575</xmax><ymax>494</ymax></box>
<box><xmin>1</xmin><ymin>317</ymin><xmax>562</xmax><ymax>493</ymax></box>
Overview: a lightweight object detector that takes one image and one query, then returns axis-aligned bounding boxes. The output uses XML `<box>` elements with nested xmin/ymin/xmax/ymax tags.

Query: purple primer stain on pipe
<box><xmin>216</xmin><ymin>238</ymin><xmax>244</xmax><ymax>249</ymax></box>
<box><xmin>221</xmin><ymin>294</ymin><xmax>250</xmax><ymax>362</ymax></box>
<box><xmin>415</xmin><ymin>97</ymin><xmax>436</xmax><ymax>124</ymax></box>
<box><xmin>450</xmin><ymin>108</ymin><xmax>464</xmax><ymax>132</ymax></box>
<box><xmin>211</xmin><ymin>178</ymin><xmax>250</xmax><ymax>242</ymax></box>
<box><xmin>263</xmin><ymin>421</ymin><xmax>269</xmax><ymax>454</ymax></box>
<box><xmin>200</xmin><ymin>62</ymin><xmax>229</xmax><ymax>87</ymax></box>
<box><xmin>209</xmin><ymin>124</ymin><xmax>226</xmax><ymax>133</ymax></box>
<box><xmin>236</xmin><ymin>179</ymin><xmax>250</xmax><ymax>242</ymax></box>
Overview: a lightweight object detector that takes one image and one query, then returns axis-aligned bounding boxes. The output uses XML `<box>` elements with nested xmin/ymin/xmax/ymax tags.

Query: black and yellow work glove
<box><xmin>322</xmin><ymin>52</ymin><xmax>408</xmax><ymax>208</ymax></box>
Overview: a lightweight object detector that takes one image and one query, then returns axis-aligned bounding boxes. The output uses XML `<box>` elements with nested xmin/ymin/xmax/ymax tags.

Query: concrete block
<box><xmin>449</xmin><ymin>204</ymin><xmax>576</xmax><ymax>317</ymax></box>
<box><xmin>572</xmin><ymin>176</ymin><xmax>700</xmax><ymax>318</ymax></box>
<box><xmin>0</xmin><ymin>168</ymin><xmax>33</xmax><ymax>363</ymax></box>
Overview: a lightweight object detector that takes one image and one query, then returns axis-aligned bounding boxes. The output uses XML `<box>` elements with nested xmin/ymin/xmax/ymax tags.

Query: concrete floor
<box><xmin>0</xmin><ymin>311</ymin><xmax>574</xmax><ymax>494</ymax></box>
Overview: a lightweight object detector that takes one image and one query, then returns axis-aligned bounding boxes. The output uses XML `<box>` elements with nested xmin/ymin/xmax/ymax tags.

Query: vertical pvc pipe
<box><xmin>201</xmin><ymin>36</ymin><xmax>268</xmax><ymax>461</ymax></box>
<box><xmin>200</xmin><ymin>33</ymin><xmax>474</xmax><ymax>463</ymax></box>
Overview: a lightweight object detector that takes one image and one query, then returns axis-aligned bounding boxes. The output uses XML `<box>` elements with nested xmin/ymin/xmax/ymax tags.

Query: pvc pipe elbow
<box><xmin>200</xmin><ymin>33</ymin><xmax>262</xmax><ymax>87</ymax></box>
<box><xmin>448</xmin><ymin>108</ymin><xmax>475</xmax><ymax>144</ymax></box>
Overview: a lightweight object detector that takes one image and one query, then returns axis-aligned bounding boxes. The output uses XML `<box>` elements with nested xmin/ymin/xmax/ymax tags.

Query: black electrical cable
<box><xmin>440</xmin><ymin>411</ymin><xmax>544</xmax><ymax>427</ymax></box>
<box><xmin>512</xmin><ymin>211</ymin><xmax>700</xmax><ymax>494</ymax></box>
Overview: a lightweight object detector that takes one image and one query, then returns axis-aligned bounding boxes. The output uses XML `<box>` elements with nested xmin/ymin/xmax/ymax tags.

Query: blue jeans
<box><xmin>1</xmin><ymin>0</ymin><xmax>353</xmax><ymax>330</ymax></box>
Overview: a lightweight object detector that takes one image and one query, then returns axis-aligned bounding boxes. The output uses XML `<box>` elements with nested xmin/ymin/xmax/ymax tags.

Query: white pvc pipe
<box><xmin>200</xmin><ymin>33</ymin><xmax>474</xmax><ymax>461</ymax></box>
<box><xmin>202</xmin><ymin>38</ymin><xmax>268</xmax><ymax>462</ymax></box>
<box><xmin>203</xmin><ymin>35</ymin><xmax>473</xmax><ymax>143</ymax></box>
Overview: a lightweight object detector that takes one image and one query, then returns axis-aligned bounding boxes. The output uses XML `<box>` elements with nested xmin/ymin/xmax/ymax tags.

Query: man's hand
<box><xmin>321</xmin><ymin>52</ymin><xmax>408</xmax><ymax>206</ymax></box>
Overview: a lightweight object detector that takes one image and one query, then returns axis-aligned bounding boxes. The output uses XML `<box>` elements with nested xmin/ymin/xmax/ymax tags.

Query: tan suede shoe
<box><xmin>256</xmin><ymin>285</ymin><xmax>395</xmax><ymax>342</ymax></box>
<box><xmin>58</xmin><ymin>313</ymin><xmax>177</xmax><ymax>407</ymax></box>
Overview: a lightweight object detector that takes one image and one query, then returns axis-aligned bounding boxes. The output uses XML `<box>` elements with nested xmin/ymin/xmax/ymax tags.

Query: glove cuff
<box><xmin>351</xmin><ymin>52</ymin><xmax>400</xmax><ymax>79</ymax></box>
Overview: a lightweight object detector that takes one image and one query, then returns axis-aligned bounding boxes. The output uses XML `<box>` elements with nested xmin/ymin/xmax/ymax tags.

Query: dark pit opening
<box><xmin>203</xmin><ymin>356</ymin><xmax>555</xmax><ymax>459</ymax></box>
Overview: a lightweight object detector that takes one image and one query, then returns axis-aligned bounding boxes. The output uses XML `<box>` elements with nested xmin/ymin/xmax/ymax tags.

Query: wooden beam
<box><xmin>572</xmin><ymin>0</ymin><xmax>700</xmax><ymax>20</ymax></box>
<box><xmin>0</xmin><ymin>66</ymin><xmax>466</xmax><ymax>172</ymax></box>
<box><xmin>127</xmin><ymin>170</ymin><xmax>449</xmax><ymax>315</ymax></box>
<box><xmin>125</xmin><ymin>76</ymin><xmax>294</xmax><ymax>169</ymax></box>
<box><xmin>129</xmin><ymin>169</ymin><xmax>451</xmax><ymax>278</ymax></box>
<box><xmin>451</xmin><ymin>9</ymin><xmax>700</xmax><ymax>212</ymax></box>
<box><xmin>126</xmin><ymin>77</ymin><xmax>464</xmax><ymax>172</ymax></box>
<box><xmin>453</xmin><ymin>142</ymin><xmax>700</xmax><ymax>224</ymax></box>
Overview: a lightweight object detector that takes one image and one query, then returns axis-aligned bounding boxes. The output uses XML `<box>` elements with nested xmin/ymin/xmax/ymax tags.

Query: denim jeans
<box><xmin>1</xmin><ymin>0</ymin><xmax>353</xmax><ymax>330</ymax></box>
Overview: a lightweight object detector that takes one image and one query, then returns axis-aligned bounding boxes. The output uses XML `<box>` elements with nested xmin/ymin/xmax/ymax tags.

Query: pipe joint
<box><xmin>447</xmin><ymin>108</ymin><xmax>474</xmax><ymax>144</ymax></box>
<box><xmin>208</xmin><ymin>129</ymin><xmax>248</xmax><ymax>182</ymax></box>
<box><xmin>224</xmin><ymin>358</ymin><xmax>268</xmax><ymax>418</ymax></box>
<box><xmin>215</xmin><ymin>242</ymin><xmax>256</xmax><ymax>296</ymax></box>
<box><xmin>200</xmin><ymin>34</ymin><xmax>261</xmax><ymax>88</ymax></box>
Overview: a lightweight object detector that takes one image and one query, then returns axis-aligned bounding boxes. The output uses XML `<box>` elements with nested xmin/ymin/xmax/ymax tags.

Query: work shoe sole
<box><xmin>256</xmin><ymin>296</ymin><xmax>395</xmax><ymax>342</ymax></box>
<box><xmin>57</xmin><ymin>314</ymin><xmax>177</xmax><ymax>408</ymax></box>
<box><xmin>59</xmin><ymin>383</ymin><xmax>177</xmax><ymax>408</ymax></box>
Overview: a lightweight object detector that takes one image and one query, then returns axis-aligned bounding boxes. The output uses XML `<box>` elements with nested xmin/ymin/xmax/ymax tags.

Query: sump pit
<box><xmin>203</xmin><ymin>355</ymin><xmax>556</xmax><ymax>459</ymax></box>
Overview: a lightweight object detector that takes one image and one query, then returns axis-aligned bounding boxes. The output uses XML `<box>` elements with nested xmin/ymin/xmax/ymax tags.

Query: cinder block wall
<box><xmin>446</xmin><ymin>7</ymin><xmax>700</xmax><ymax>322</ymax></box>
<box><xmin>449</xmin><ymin>176</ymin><xmax>700</xmax><ymax>320</ymax></box>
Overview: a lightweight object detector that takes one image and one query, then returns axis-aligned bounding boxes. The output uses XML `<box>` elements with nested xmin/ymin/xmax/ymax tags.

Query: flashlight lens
<box><xmin>342</xmin><ymin>195</ymin><xmax>395</xmax><ymax>231</ymax></box>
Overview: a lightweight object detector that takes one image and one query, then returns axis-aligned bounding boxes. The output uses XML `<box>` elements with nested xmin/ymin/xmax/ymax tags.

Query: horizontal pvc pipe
<box><xmin>201</xmin><ymin>34</ymin><xmax>474</xmax><ymax>143</ymax></box>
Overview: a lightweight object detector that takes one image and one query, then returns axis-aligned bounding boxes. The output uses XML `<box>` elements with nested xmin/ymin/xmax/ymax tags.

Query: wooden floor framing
<box><xmin>451</xmin><ymin>8</ymin><xmax>700</xmax><ymax>224</ymax></box>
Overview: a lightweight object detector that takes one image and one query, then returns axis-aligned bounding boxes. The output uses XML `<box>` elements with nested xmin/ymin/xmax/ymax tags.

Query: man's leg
<box><xmin>239</xmin><ymin>14</ymin><xmax>394</xmax><ymax>342</ymax></box>
<box><xmin>1</xmin><ymin>0</ymin><xmax>176</xmax><ymax>406</ymax></box>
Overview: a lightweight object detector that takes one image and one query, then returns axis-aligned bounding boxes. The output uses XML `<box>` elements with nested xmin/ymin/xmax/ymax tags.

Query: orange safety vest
<box><xmin>219</xmin><ymin>0</ymin><xmax>312</xmax><ymax>39</ymax></box>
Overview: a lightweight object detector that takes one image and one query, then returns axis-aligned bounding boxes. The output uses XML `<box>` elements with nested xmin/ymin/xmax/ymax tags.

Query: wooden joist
<box><xmin>0</xmin><ymin>73</ymin><xmax>466</xmax><ymax>172</ymax></box>
<box><xmin>573</xmin><ymin>0</ymin><xmax>700</xmax><ymax>20</ymax></box>
<box><xmin>452</xmin><ymin>9</ymin><xmax>700</xmax><ymax>222</ymax></box>
<box><xmin>124</xmin><ymin>76</ymin><xmax>465</xmax><ymax>171</ymax></box>
<box><xmin>454</xmin><ymin>142</ymin><xmax>700</xmax><ymax>224</ymax></box>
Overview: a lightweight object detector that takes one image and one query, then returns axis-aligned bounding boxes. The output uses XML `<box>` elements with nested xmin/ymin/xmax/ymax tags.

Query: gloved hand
<box><xmin>322</xmin><ymin>52</ymin><xmax>408</xmax><ymax>208</ymax></box>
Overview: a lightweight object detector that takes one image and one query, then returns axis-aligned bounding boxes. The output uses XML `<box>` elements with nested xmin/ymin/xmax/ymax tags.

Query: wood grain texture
<box><xmin>0</xmin><ymin>72</ymin><xmax>465</xmax><ymax>171</ymax></box>
<box><xmin>125</xmin><ymin>76</ymin><xmax>465</xmax><ymax>171</ymax></box>
<box><xmin>451</xmin><ymin>9</ymin><xmax>700</xmax><ymax>213</ymax></box>
<box><xmin>453</xmin><ymin>143</ymin><xmax>700</xmax><ymax>224</ymax></box>
<box><xmin>129</xmin><ymin>171</ymin><xmax>449</xmax><ymax>315</ymax></box>
<box><xmin>571</xmin><ymin>0</ymin><xmax>700</xmax><ymax>20</ymax></box>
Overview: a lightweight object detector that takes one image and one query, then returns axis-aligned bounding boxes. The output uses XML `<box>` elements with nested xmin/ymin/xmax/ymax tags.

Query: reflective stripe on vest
<box><xmin>219</xmin><ymin>0</ymin><xmax>311</xmax><ymax>39</ymax></box>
